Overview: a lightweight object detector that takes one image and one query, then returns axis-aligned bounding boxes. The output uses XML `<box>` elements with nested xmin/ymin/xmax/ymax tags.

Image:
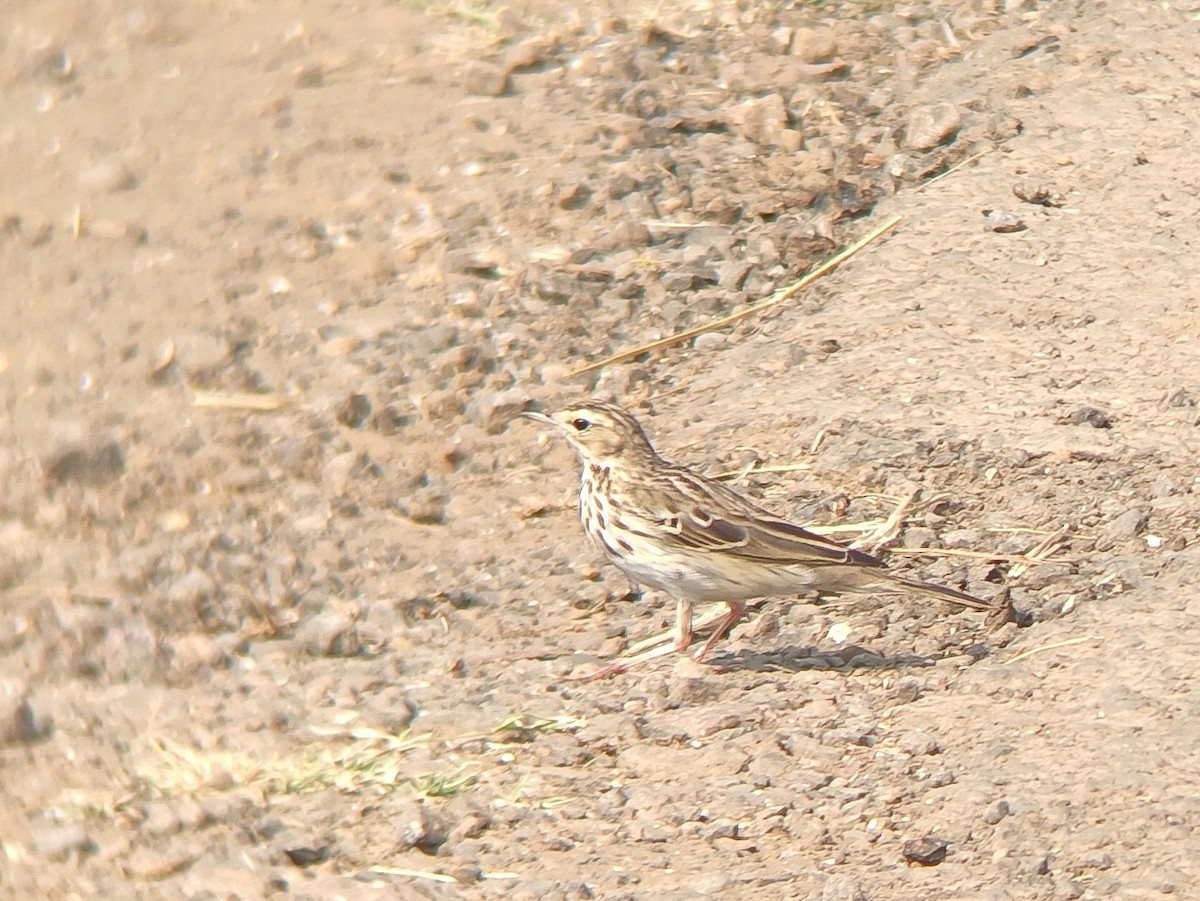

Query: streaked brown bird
<box><xmin>524</xmin><ymin>400</ymin><xmax>992</xmax><ymax>679</ymax></box>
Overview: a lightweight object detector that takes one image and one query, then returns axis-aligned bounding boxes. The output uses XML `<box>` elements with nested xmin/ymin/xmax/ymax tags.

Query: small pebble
<box><xmin>449</xmin><ymin>811</ymin><xmax>491</xmax><ymax>843</ymax></box>
<box><xmin>43</xmin><ymin>441</ymin><xmax>125</xmax><ymax>487</ymax></box>
<box><xmin>283</xmin><ymin>842</ymin><xmax>330</xmax><ymax>867</ymax></box>
<box><xmin>167</xmin><ymin>570</ymin><xmax>217</xmax><ymax>608</ymax></box>
<box><xmin>123</xmin><ymin>846</ymin><xmax>197</xmax><ymax>880</ymax></box>
<box><xmin>479</xmin><ymin>389</ymin><xmax>530</xmax><ymax>434</ymax></box>
<box><xmin>462</xmin><ymin>62</ymin><xmax>509</xmax><ymax>96</ymax></box>
<box><xmin>170</xmin><ymin>633</ymin><xmax>227</xmax><ymax>672</ymax></box>
<box><xmin>296</xmin><ymin>612</ymin><xmax>361</xmax><ymax>658</ymax></box>
<box><xmin>393</xmin><ymin>798</ymin><xmax>449</xmax><ymax>852</ymax></box>
<box><xmin>692</xmin><ymin>333</ymin><xmax>727</xmax><ymax>351</ymax></box>
<box><xmin>821</xmin><ymin>875</ymin><xmax>867</xmax><ymax>901</ymax></box>
<box><xmin>701</xmin><ymin>819</ymin><xmax>739</xmax><ymax>841</ymax></box>
<box><xmin>335</xmin><ymin>393</ymin><xmax>372</xmax><ymax>428</ymax></box>
<box><xmin>904</xmin><ymin>103</ymin><xmax>961</xmax><ymax>150</ymax></box>
<box><xmin>983</xmin><ymin>799</ymin><xmax>1012</xmax><ymax>825</ymax></box>
<box><xmin>897</xmin><ymin>731</ymin><xmax>941</xmax><ymax>756</ymax></box>
<box><xmin>983</xmin><ymin>210</ymin><xmax>1027</xmax><ymax>233</ymax></box>
<box><xmin>32</xmin><ymin>824</ymin><xmax>94</xmax><ymax>860</ymax></box>
<box><xmin>0</xmin><ymin>681</ymin><xmax>51</xmax><ymax>746</ymax></box>
<box><xmin>728</xmin><ymin>94</ymin><xmax>788</xmax><ymax>146</ymax></box>
<box><xmin>175</xmin><ymin>798</ymin><xmax>210</xmax><ymax>831</ymax></box>
<box><xmin>320</xmin><ymin>334</ymin><xmax>362</xmax><ymax>357</ymax></box>
<box><xmin>78</xmin><ymin>158</ymin><xmax>138</xmax><ymax>193</ymax></box>
<box><xmin>892</xmin><ymin>678</ymin><xmax>922</xmax><ymax>704</ymax></box>
<box><xmin>1062</xmin><ymin>405</ymin><xmax>1113</xmax><ymax>428</ymax></box>
<box><xmin>140</xmin><ymin>801</ymin><xmax>181</xmax><ymax>837</ymax></box>
<box><xmin>902</xmin><ymin>836</ymin><xmax>948</xmax><ymax>866</ymax></box>
<box><xmin>792</xmin><ymin>27</ymin><xmax>838</xmax><ymax>63</ymax></box>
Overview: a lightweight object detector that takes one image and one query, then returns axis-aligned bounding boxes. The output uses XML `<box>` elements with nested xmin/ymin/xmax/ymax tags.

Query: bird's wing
<box><xmin>642</xmin><ymin>468</ymin><xmax>886</xmax><ymax>570</ymax></box>
<box><xmin>620</xmin><ymin>466</ymin><xmax>991</xmax><ymax>609</ymax></box>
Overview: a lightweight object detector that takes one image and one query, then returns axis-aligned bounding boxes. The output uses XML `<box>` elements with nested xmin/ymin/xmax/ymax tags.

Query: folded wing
<box><xmin>647</xmin><ymin>469</ymin><xmax>886</xmax><ymax>571</ymax></box>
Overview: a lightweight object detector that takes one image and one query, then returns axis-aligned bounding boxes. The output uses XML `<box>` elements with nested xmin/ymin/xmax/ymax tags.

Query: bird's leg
<box><xmin>621</xmin><ymin>601</ymin><xmax>724</xmax><ymax>657</ymax></box>
<box><xmin>672</xmin><ymin>598</ymin><xmax>693</xmax><ymax>652</ymax></box>
<box><xmin>692</xmin><ymin>601</ymin><xmax>747</xmax><ymax>663</ymax></box>
<box><xmin>564</xmin><ymin>601</ymin><xmax>707</xmax><ymax>681</ymax></box>
<box><xmin>565</xmin><ymin>637</ymin><xmax>680</xmax><ymax>681</ymax></box>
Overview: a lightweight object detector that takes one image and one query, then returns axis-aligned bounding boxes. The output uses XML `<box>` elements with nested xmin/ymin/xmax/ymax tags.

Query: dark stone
<box><xmin>902</xmin><ymin>836</ymin><xmax>948</xmax><ymax>866</ymax></box>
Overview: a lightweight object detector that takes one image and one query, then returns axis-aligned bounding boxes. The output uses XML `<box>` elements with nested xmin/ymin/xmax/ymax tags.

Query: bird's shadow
<box><xmin>707</xmin><ymin>642</ymin><xmax>939</xmax><ymax>674</ymax></box>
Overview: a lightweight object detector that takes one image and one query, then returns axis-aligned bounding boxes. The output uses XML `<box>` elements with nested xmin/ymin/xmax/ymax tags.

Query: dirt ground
<box><xmin>4</xmin><ymin>0</ymin><xmax>1200</xmax><ymax>897</ymax></box>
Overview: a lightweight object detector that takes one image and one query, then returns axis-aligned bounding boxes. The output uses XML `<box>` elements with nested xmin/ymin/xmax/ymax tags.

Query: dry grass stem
<box><xmin>1006</xmin><ymin>636</ymin><xmax>1100</xmax><ymax>664</ymax></box>
<box><xmin>1008</xmin><ymin>526</ymin><xmax>1072</xmax><ymax>577</ymax></box>
<box><xmin>570</xmin><ymin>214</ymin><xmax>903</xmax><ymax>376</ymax></box>
<box><xmin>447</xmin><ymin>713</ymin><xmax>586</xmax><ymax>750</ymax></box>
<box><xmin>854</xmin><ymin>490</ymin><xmax>918</xmax><ymax>553</ymax></box>
<box><xmin>192</xmin><ymin>390</ymin><xmax>288</xmax><ymax>411</ymax></box>
<box><xmin>369</xmin><ymin>866</ymin><xmax>459</xmax><ymax>884</ymax></box>
<box><xmin>136</xmin><ymin>726</ymin><xmax>453</xmax><ymax>800</ymax></box>
<box><xmin>889</xmin><ymin>545</ymin><xmax>1078</xmax><ymax>565</ymax></box>
<box><xmin>914</xmin><ymin>149</ymin><xmax>991</xmax><ymax>192</ymax></box>
<box><xmin>713</xmin><ymin>459</ymin><xmax>814</xmax><ymax>482</ymax></box>
<box><xmin>806</xmin><ymin>521</ymin><xmax>888</xmax><ymax>537</ymax></box>
<box><xmin>643</xmin><ymin>219</ymin><xmax>707</xmax><ymax>229</ymax></box>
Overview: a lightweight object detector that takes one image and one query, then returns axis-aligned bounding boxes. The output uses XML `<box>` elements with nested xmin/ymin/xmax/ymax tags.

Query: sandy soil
<box><xmin>4</xmin><ymin>0</ymin><xmax>1200</xmax><ymax>898</ymax></box>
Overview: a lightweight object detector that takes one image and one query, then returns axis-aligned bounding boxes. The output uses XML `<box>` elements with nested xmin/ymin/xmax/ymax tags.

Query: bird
<box><xmin>523</xmin><ymin>399</ymin><xmax>993</xmax><ymax>680</ymax></box>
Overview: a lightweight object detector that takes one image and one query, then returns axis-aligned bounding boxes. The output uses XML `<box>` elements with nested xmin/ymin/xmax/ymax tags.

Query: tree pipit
<box><xmin>524</xmin><ymin>400</ymin><xmax>993</xmax><ymax>680</ymax></box>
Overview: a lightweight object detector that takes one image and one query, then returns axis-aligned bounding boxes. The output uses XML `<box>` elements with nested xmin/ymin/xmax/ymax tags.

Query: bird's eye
<box><xmin>571</xmin><ymin>417</ymin><xmax>591</xmax><ymax>432</ymax></box>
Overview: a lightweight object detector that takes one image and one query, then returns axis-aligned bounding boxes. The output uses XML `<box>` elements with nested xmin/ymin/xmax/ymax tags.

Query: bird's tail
<box><xmin>883</xmin><ymin>574</ymin><xmax>993</xmax><ymax>611</ymax></box>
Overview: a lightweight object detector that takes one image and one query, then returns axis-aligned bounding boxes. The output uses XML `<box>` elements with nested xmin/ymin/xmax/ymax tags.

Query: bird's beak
<box><xmin>519</xmin><ymin>410</ymin><xmax>555</xmax><ymax>427</ymax></box>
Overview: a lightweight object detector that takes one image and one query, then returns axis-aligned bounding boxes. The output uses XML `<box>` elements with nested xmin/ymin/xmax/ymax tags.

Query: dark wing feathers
<box><xmin>614</xmin><ymin>460</ymin><xmax>991</xmax><ymax>609</ymax></box>
<box><xmin>747</xmin><ymin>513</ymin><xmax>885</xmax><ymax>568</ymax></box>
<box><xmin>641</xmin><ymin>467</ymin><xmax>886</xmax><ymax>570</ymax></box>
<box><xmin>680</xmin><ymin>512</ymin><xmax>750</xmax><ymax>548</ymax></box>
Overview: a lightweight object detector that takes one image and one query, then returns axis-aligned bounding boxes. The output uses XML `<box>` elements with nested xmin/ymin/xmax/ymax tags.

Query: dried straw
<box><xmin>570</xmin><ymin>214</ymin><xmax>903</xmax><ymax>376</ymax></box>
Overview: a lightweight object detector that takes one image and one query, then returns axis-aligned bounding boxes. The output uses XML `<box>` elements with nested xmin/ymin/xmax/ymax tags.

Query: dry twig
<box><xmin>570</xmin><ymin>214</ymin><xmax>903</xmax><ymax>376</ymax></box>
<box><xmin>853</xmin><ymin>490</ymin><xmax>918</xmax><ymax>553</ymax></box>
<box><xmin>192</xmin><ymin>390</ymin><xmax>287</xmax><ymax>411</ymax></box>
<box><xmin>1006</xmin><ymin>635</ymin><xmax>1099</xmax><ymax>664</ymax></box>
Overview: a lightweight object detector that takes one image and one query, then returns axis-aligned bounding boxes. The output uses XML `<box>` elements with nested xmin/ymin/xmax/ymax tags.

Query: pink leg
<box><xmin>623</xmin><ymin>602</ymin><xmax>725</xmax><ymax>657</ymax></box>
<box><xmin>692</xmin><ymin>601</ymin><xmax>746</xmax><ymax>663</ymax></box>
<box><xmin>563</xmin><ymin>600</ymin><xmax>713</xmax><ymax>681</ymax></box>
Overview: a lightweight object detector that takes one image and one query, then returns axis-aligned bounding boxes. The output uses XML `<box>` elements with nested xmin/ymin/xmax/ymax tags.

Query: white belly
<box><xmin>579</xmin><ymin>470</ymin><xmax>819</xmax><ymax>601</ymax></box>
<box><xmin>609</xmin><ymin>546</ymin><xmax>817</xmax><ymax>601</ymax></box>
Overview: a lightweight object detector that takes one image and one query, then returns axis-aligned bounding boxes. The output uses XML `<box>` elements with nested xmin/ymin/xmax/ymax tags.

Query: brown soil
<box><xmin>4</xmin><ymin>1</ymin><xmax>1200</xmax><ymax>898</ymax></box>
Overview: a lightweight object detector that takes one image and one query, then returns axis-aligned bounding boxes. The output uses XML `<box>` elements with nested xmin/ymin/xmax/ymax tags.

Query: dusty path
<box><xmin>2</xmin><ymin>1</ymin><xmax>1200</xmax><ymax>897</ymax></box>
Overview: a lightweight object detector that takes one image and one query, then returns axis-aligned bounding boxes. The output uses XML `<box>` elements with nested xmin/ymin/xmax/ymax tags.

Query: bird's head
<box><xmin>523</xmin><ymin>400</ymin><xmax>658</xmax><ymax>466</ymax></box>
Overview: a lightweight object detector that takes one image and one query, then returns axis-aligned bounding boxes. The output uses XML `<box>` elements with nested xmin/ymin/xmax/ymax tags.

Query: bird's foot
<box><xmin>567</xmin><ymin>603</ymin><xmax>726</xmax><ymax>680</ymax></box>
<box><xmin>566</xmin><ymin>602</ymin><xmax>745</xmax><ymax>680</ymax></box>
<box><xmin>690</xmin><ymin>601</ymin><xmax>747</xmax><ymax>663</ymax></box>
<box><xmin>621</xmin><ymin>603</ymin><xmax>726</xmax><ymax>657</ymax></box>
